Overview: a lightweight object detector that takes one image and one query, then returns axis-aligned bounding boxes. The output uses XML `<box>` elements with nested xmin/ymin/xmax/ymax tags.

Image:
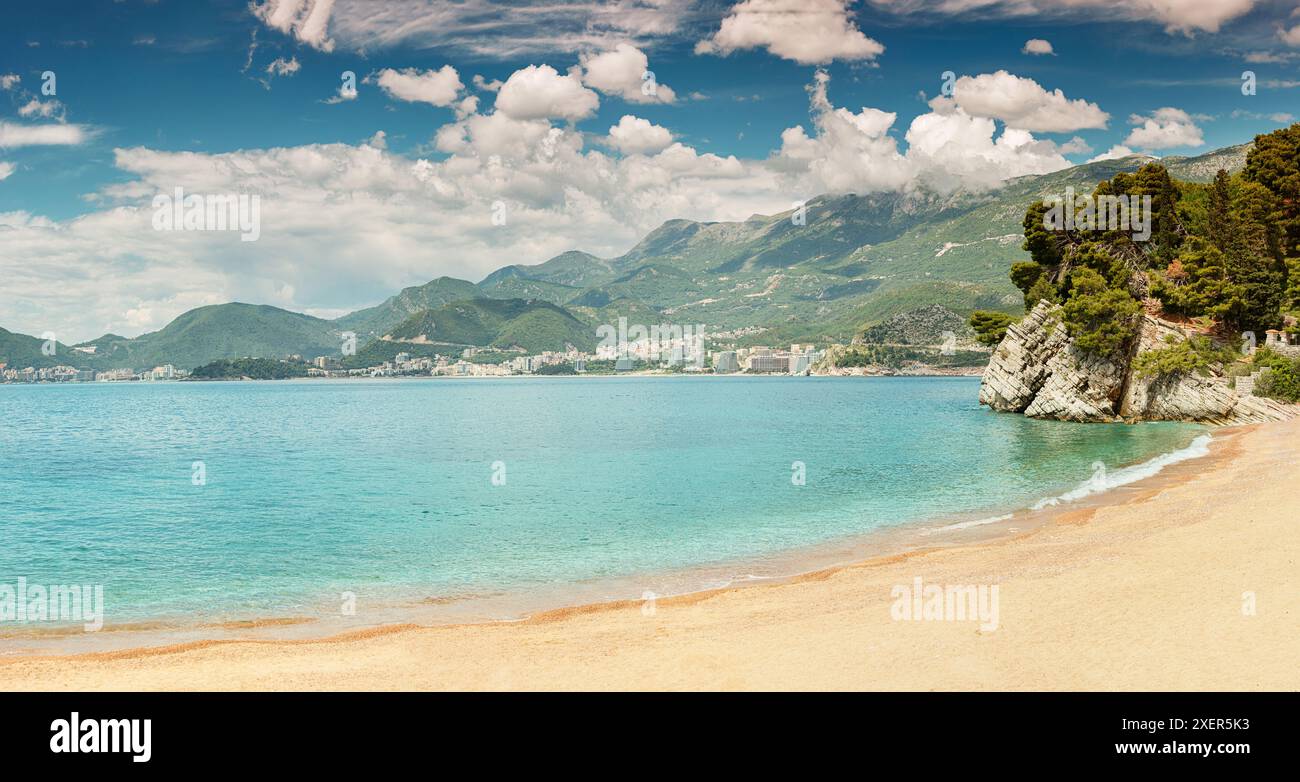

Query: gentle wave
<box><xmin>927</xmin><ymin>433</ymin><xmax>1214</xmax><ymax>534</ymax></box>
<box><xmin>1030</xmin><ymin>433</ymin><xmax>1213</xmax><ymax>510</ymax></box>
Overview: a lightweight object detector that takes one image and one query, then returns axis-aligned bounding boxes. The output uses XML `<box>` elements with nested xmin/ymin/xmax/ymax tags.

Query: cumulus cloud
<box><xmin>0</xmin><ymin>161</ymin><xmax>14</xmax><ymax>181</ymax></box>
<box><xmin>606</xmin><ymin>115</ymin><xmax>674</xmax><ymax>154</ymax></box>
<box><xmin>494</xmin><ymin>64</ymin><xmax>599</xmax><ymax>121</ymax></box>
<box><xmin>0</xmin><ymin>122</ymin><xmax>87</xmax><ymax>147</ymax></box>
<box><xmin>697</xmin><ymin>0</ymin><xmax>884</xmax><ymax>64</ymax></box>
<box><xmin>773</xmin><ymin>70</ymin><xmax>1073</xmax><ymax>195</ymax></box>
<box><xmin>371</xmin><ymin>66</ymin><xmax>464</xmax><ymax>108</ymax></box>
<box><xmin>1022</xmin><ymin>38</ymin><xmax>1054</xmax><ymax>55</ymax></box>
<box><xmin>1123</xmin><ymin>107</ymin><xmax>1204</xmax><ymax>150</ymax></box>
<box><xmin>1280</xmin><ymin>24</ymin><xmax>1300</xmax><ymax>46</ymax></box>
<box><xmin>581</xmin><ymin>43</ymin><xmax>676</xmax><ymax>103</ymax></box>
<box><xmin>0</xmin><ymin>74</ymin><xmax>20</xmax><ymax>90</ymax></box>
<box><xmin>251</xmin><ymin>0</ymin><xmax>336</xmax><ymax>52</ymax></box>
<box><xmin>942</xmin><ymin>71</ymin><xmax>1108</xmax><ymax>133</ymax></box>
<box><xmin>1087</xmin><ymin>144</ymin><xmax>1138</xmax><ymax>162</ymax></box>
<box><xmin>1059</xmin><ymin>136</ymin><xmax>1092</xmax><ymax>155</ymax></box>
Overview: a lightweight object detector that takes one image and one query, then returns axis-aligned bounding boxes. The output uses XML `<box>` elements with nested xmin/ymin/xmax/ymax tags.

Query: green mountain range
<box><xmin>0</xmin><ymin>142</ymin><xmax>1260</xmax><ymax>374</ymax></box>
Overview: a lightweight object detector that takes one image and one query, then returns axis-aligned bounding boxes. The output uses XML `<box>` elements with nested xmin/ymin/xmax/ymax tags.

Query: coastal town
<box><xmin>0</xmin><ymin>343</ymin><xmax>827</xmax><ymax>383</ymax></box>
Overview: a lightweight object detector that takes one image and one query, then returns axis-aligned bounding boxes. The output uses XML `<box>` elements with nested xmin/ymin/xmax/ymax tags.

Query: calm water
<box><xmin>0</xmin><ymin>377</ymin><xmax>1204</xmax><ymax>628</ymax></box>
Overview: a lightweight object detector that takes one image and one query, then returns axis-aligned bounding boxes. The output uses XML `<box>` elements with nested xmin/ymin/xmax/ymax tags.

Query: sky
<box><xmin>2</xmin><ymin>0</ymin><xmax>1299</xmax><ymax>343</ymax></box>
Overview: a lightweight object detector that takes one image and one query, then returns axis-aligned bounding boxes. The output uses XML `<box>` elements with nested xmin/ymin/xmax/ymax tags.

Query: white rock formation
<box><xmin>980</xmin><ymin>301</ymin><xmax>1298</xmax><ymax>425</ymax></box>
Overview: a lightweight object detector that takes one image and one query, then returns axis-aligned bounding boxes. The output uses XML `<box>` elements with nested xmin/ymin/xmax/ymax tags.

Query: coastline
<box><xmin>4</xmin><ymin>416</ymin><xmax>1296</xmax><ymax>690</ymax></box>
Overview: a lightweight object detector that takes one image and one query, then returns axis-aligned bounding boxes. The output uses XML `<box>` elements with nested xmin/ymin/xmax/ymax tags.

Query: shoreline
<box><xmin>0</xmin><ymin>419</ymin><xmax>1209</xmax><ymax>655</ymax></box>
<box><xmin>5</xmin><ymin>417</ymin><xmax>1296</xmax><ymax>689</ymax></box>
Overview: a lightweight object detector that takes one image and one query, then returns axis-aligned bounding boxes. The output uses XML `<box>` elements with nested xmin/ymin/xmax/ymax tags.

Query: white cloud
<box><xmin>773</xmin><ymin>70</ymin><xmax>1073</xmax><ymax>195</ymax></box>
<box><xmin>266</xmin><ymin>56</ymin><xmax>301</xmax><ymax>77</ymax></box>
<box><xmin>1123</xmin><ymin>107</ymin><xmax>1204</xmax><ymax>150</ymax></box>
<box><xmin>0</xmin><ymin>161</ymin><xmax>14</xmax><ymax>181</ymax></box>
<box><xmin>1022</xmin><ymin>38</ymin><xmax>1053</xmax><ymax>55</ymax></box>
<box><xmin>472</xmin><ymin>75</ymin><xmax>503</xmax><ymax>92</ymax></box>
<box><xmin>942</xmin><ymin>71</ymin><xmax>1109</xmax><ymax>133</ymax></box>
<box><xmin>903</xmin><ymin>106</ymin><xmax>1072</xmax><ymax>193</ymax></box>
<box><xmin>580</xmin><ymin>44</ymin><xmax>676</xmax><ymax>103</ymax></box>
<box><xmin>372</xmin><ymin>66</ymin><xmax>464</xmax><ymax>108</ymax></box>
<box><xmin>0</xmin><ymin>122</ymin><xmax>87</xmax><ymax>147</ymax></box>
<box><xmin>1059</xmin><ymin>136</ymin><xmax>1092</xmax><ymax>155</ymax></box>
<box><xmin>495</xmin><ymin>64</ymin><xmax>599</xmax><ymax>121</ymax></box>
<box><xmin>606</xmin><ymin>115</ymin><xmax>673</xmax><ymax>154</ymax></box>
<box><xmin>17</xmin><ymin>98</ymin><xmax>64</xmax><ymax>120</ymax></box>
<box><xmin>1244</xmin><ymin>51</ymin><xmax>1297</xmax><ymax>63</ymax></box>
<box><xmin>697</xmin><ymin>0</ymin><xmax>884</xmax><ymax>64</ymax></box>
<box><xmin>1087</xmin><ymin>144</ymin><xmax>1138</xmax><ymax>162</ymax></box>
<box><xmin>0</xmin><ymin>74</ymin><xmax>20</xmax><ymax>90</ymax></box>
<box><xmin>1230</xmin><ymin>109</ymin><xmax>1296</xmax><ymax>123</ymax></box>
<box><xmin>865</xmin><ymin>0</ymin><xmax>1257</xmax><ymax>35</ymax></box>
<box><xmin>1280</xmin><ymin>24</ymin><xmax>1300</xmax><ymax>46</ymax></box>
<box><xmin>251</xmin><ymin>0</ymin><xmax>336</xmax><ymax>52</ymax></box>
<box><xmin>250</xmin><ymin>0</ymin><xmax>692</xmax><ymax>57</ymax></box>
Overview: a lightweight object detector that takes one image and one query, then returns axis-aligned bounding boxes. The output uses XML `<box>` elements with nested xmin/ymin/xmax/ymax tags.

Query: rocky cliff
<box><xmin>979</xmin><ymin>301</ymin><xmax>1297</xmax><ymax>424</ymax></box>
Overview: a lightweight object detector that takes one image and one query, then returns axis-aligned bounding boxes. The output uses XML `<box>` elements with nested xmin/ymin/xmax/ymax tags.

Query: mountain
<box><xmin>106</xmin><ymin>303</ymin><xmax>339</xmax><ymax>370</ymax></box>
<box><xmin>333</xmin><ymin>276</ymin><xmax>483</xmax><ymax>339</ymax></box>
<box><xmin>480</xmin><ymin>250</ymin><xmax>617</xmax><ymax>289</ymax></box>
<box><xmin>1163</xmin><ymin>143</ymin><xmax>1253</xmax><ymax>182</ymax></box>
<box><xmin>385</xmin><ymin>298</ymin><xmax>597</xmax><ymax>353</ymax></box>
<box><xmin>0</xmin><ymin>327</ymin><xmax>98</xmax><ymax>370</ymax></box>
<box><xmin>459</xmin><ymin>145</ymin><xmax>1254</xmax><ymax>346</ymax></box>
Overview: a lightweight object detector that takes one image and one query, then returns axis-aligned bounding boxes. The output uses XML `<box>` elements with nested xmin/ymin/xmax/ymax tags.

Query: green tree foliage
<box><xmin>969</xmin><ymin>311</ymin><xmax>1016</xmax><ymax>346</ymax></box>
<box><xmin>190</xmin><ymin>358</ymin><xmax>309</xmax><ymax>380</ymax></box>
<box><xmin>1243</xmin><ymin>123</ymin><xmax>1300</xmax><ymax>262</ymax></box>
<box><xmin>1061</xmin><ymin>268</ymin><xmax>1141</xmax><ymax>359</ymax></box>
<box><xmin>1009</xmin><ymin>261</ymin><xmax>1043</xmax><ymax>295</ymax></box>
<box><xmin>1251</xmin><ymin>349</ymin><xmax>1300</xmax><ymax>403</ymax></box>
<box><xmin>1024</xmin><ymin>276</ymin><xmax>1060</xmax><ymax>311</ymax></box>
<box><xmin>1109</xmin><ymin>163</ymin><xmax>1184</xmax><ymax>260</ymax></box>
<box><xmin>1132</xmin><ymin>334</ymin><xmax>1235</xmax><ymax>379</ymax></box>
<box><xmin>1021</xmin><ymin>201</ymin><xmax>1061</xmax><ymax>267</ymax></box>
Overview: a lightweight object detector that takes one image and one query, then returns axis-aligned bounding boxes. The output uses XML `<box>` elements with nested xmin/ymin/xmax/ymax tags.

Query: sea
<box><xmin>0</xmin><ymin>376</ymin><xmax>1209</xmax><ymax>645</ymax></box>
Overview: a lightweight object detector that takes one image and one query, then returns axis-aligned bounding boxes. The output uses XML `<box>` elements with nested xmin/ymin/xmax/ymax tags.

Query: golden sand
<box><xmin>3</xmin><ymin>418</ymin><xmax>1297</xmax><ymax>691</ymax></box>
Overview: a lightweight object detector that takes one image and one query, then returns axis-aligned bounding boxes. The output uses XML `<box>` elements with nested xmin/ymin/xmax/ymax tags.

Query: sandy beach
<box><xmin>3</xmin><ymin>417</ymin><xmax>1297</xmax><ymax>691</ymax></box>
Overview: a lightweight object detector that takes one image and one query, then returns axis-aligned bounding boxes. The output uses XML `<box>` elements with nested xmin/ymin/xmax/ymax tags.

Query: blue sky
<box><xmin>2</xmin><ymin>0</ymin><xmax>1299</xmax><ymax>341</ymax></box>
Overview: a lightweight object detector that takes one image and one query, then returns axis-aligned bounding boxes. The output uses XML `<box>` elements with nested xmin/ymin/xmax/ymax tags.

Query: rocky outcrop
<box><xmin>979</xmin><ymin>302</ymin><xmax>1126</xmax><ymax>422</ymax></box>
<box><xmin>980</xmin><ymin>301</ymin><xmax>1298</xmax><ymax>425</ymax></box>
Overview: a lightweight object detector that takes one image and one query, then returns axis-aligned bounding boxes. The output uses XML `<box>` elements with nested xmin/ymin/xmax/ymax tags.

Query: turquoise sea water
<box><xmin>0</xmin><ymin>377</ymin><xmax>1205</xmax><ymax>629</ymax></box>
